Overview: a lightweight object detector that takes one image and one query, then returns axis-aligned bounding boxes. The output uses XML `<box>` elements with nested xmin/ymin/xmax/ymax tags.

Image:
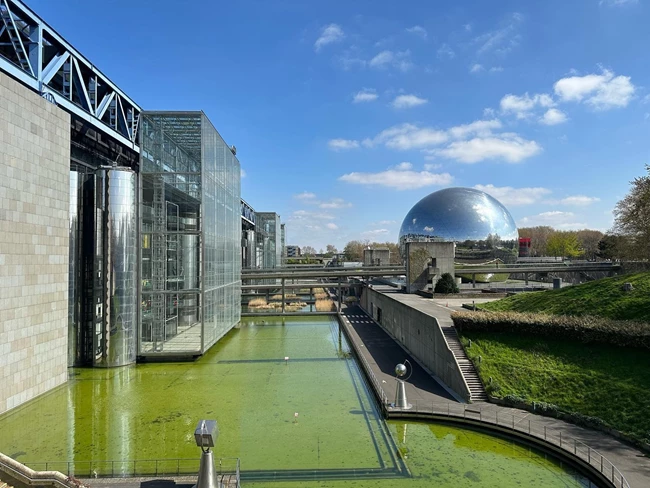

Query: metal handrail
<box><xmin>390</xmin><ymin>401</ymin><xmax>630</xmax><ymax>488</ymax></box>
<box><xmin>0</xmin><ymin>451</ymin><xmax>89</xmax><ymax>488</ymax></box>
<box><xmin>21</xmin><ymin>456</ymin><xmax>240</xmax><ymax>484</ymax></box>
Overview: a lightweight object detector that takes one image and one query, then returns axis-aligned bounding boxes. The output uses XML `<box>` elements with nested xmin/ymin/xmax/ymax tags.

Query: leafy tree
<box><xmin>546</xmin><ymin>231</ymin><xmax>581</xmax><ymax>258</ymax></box>
<box><xmin>597</xmin><ymin>234</ymin><xmax>627</xmax><ymax>260</ymax></box>
<box><xmin>325</xmin><ymin>244</ymin><xmax>338</xmax><ymax>257</ymax></box>
<box><xmin>434</xmin><ymin>273</ymin><xmax>459</xmax><ymax>294</ymax></box>
<box><xmin>343</xmin><ymin>240</ymin><xmax>366</xmax><ymax>261</ymax></box>
<box><xmin>613</xmin><ymin>165</ymin><xmax>650</xmax><ymax>259</ymax></box>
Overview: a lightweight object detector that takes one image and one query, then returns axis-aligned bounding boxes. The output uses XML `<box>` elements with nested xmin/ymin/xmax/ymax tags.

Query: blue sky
<box><xmin>30</xmin><ymin>0</ymin><xmax>650</xmax><ymax>251</ymax></box>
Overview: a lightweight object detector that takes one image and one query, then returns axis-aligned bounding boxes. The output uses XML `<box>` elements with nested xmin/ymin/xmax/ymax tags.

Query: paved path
<box><xmin>342</xmin><ymin>288</ymin><xmax>650</xmax><ymax>488</ymax></box>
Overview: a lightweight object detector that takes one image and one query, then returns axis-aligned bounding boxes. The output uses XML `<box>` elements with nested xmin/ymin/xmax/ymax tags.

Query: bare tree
<box><xmin>575</xmin><ymin>229</ymin><xmax>604</xmax><ymax>260</ymax></box>
<box><xmin>518</xmin><ymin>226</ymin><xmax>554</xmax><ymax>256</ymax></box>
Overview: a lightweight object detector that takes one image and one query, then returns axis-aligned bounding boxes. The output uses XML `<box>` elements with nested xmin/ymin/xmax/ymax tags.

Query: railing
<box><xmin>389</xmin><ymin>402</ymin><xmax>629</xmax><ymax>488</ymax></box>
<box><xmin>0</xmin><ymin>451</ymin><xmax>89</xmax><ymax>488</ymax></box>
<box><xmin>23</xmin><ymin>457</ymin><xmax>240</xmax><ymax>484</ymax></box>
<box><xmin>339</xmin><ymin>317</ymin><xmax>389</xmax><ymax>406</ymax></box>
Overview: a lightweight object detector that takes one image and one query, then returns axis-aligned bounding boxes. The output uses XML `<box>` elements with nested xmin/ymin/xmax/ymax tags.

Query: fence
<box><xmin>24</xmin><ymin>457</ymin><xmax>240</xmax><ymax>483</ymax></box>
<box><xmin>388</xmin><ymin>401</ymin><xmax>629</xmax><ymax>488</ymax></box>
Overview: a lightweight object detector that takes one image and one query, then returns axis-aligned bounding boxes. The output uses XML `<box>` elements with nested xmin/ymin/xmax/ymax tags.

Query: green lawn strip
<box><xmin>459</xmin><ymin>331</ymin><xmax>650</xmax><ymax>441</ymax></box>
<box><xmin>478</xmin><ymin>272</ymin><xmax>650</xmax><ymax>321</ymax></box>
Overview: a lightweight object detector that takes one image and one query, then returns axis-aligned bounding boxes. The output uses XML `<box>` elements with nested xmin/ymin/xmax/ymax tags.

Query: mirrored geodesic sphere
<box><xmin>399</xmin><ymin>187</ymin><xmax>519</xmax><ymax>264</ymax></box>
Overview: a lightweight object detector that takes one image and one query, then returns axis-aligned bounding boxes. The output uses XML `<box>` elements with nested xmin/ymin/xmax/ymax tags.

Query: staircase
<box><xmin>0</xmin><ymin>481</ymin><xmax>15</xmax><ymax>488</ymax></box>
<box><xmin>442</xmin><ymin>326</ymin><xmax>488</xmax><ymax>402</ymax></box>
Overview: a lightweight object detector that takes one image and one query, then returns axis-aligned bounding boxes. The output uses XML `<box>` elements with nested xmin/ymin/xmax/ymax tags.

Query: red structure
<box><xmin>519</xmin><ymin>237</ymin><xmax>531</xmax><ymax>257</ymax></box>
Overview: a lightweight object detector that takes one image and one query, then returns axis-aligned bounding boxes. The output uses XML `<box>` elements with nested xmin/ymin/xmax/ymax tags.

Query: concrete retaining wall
<box><xmin>0</xmin><ymin>72</ymin><xmax>71</xmax><ymax>414</ymax></box>
<box><xmin>360</xmin><ymin>287</ymin><xmax>470</xmax><ymax>402</ymax></box>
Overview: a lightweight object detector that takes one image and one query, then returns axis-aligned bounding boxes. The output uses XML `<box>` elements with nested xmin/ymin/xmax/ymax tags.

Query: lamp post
<box><xmin>193</xmin><ymin>420</ymin><xmax>220</xmax><ymax>488</ymax></box>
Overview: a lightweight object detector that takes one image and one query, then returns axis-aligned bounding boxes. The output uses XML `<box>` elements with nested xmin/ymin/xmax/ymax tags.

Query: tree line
<box><xmin>300</xmin><ymin>165</ymin><xmax>650</xmax><ymax>262</ymax></box>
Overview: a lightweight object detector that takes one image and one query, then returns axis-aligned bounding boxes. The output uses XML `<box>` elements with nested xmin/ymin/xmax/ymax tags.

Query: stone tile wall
<box><xmin>0</xmin><ymin>71</ymin><xmax>70</xmax><ymax>415</ymax></box>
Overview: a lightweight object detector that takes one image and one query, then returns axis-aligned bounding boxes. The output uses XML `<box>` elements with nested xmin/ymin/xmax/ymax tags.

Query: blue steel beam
<box><xmin>0</xmin><ymin>0</ymin><xmax>141</xmax><ymax>151</ymax></box>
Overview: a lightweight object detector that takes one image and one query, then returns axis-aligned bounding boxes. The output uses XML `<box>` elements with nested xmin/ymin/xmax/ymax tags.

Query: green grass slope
<box><xmin>480</xmin><ymin>272</ymin><xmax>650</xmax><ymax>321</ymax></box>
<box><xmin>460</xmin><ymin>332</ymin><xmax>650</xmax><ymax>442</ymax></box>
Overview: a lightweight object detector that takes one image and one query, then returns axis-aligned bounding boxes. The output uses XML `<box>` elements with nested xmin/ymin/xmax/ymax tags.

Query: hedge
<box><xmin>451</xmin><ymin>310</ymin><xmax>650</xmax><ymax>350</ymax></box>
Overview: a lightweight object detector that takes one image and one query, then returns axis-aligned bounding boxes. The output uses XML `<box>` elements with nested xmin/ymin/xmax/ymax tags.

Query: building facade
<box><xmin>0</xmin><ymin>0</ymin><xmax>243</xmax><ymax>413</ymax></box>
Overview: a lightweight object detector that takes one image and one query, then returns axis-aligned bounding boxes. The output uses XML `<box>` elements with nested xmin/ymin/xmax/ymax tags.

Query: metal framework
<box><xmin>0</xmin><ymin>0</ymin><xmax>141</xmax><ymax>150</ymax></box>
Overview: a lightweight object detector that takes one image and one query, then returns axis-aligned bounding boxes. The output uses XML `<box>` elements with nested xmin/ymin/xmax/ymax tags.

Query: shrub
<box><xmin>451</xmin><ymin>310</ymin><xmax>650</xmax><ymax>350</ymax></box>
<box><xmin>315</xmin><ymin>299</ymin><xmax>336</xmax><ymax>311</ymax></box>
<box><xmin>248</xmin><ymin>298</ymin><xmax>267</xmax><ymax>308</ymax></box>
<box><xmin>435</xmin><ymin>273</ymin><xmax>459</xmax><ymax>294</ymax></box>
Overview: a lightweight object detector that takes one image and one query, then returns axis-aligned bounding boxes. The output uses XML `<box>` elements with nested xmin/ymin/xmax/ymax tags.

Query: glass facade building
<box><xmin>139</xmin><ymin>112</ymin><xmax>241</xmax><ymax>357</ymax></box>
<box><xmin>255</xmin><ymin>212</ymin><xmax>281</xmax><ymax>269</ymax></box>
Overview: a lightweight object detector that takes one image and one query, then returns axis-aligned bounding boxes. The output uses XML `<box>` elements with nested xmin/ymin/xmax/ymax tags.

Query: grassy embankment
<box><xmin>456</xmin><ymin>273</ymin><xmax>650</xmax><ymax>443</ymax></box>
<box><xmin>478</xmin><ymin>272</ymin><xmax>650</xmax><ymax>320</ymax></box>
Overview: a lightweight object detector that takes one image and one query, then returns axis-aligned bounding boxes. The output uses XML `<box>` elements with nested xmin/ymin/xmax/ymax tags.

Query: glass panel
<box><xmin>139</xmin><ymin>112</ymin><xmax>240</xmax><ymax>356</ymax></box>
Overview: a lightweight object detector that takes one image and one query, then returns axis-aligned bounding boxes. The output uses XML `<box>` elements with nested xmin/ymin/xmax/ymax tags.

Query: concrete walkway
<box><xmin>341</xmin><ymin>289</ymin><xmax>650</xmax><ymax>488</ymax></box>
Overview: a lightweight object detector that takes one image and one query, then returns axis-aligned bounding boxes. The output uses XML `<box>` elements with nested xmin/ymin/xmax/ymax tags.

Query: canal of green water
<box><xmin>0</xmin><ymin>315</ymin><xmax>596</xmax><ymax>487</ymax></box>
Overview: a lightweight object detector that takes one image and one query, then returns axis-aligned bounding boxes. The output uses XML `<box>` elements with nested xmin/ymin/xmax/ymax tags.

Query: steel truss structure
<box><xmin>0</xmin><ymin>0</ymin><xmax>140</xmax><ymax>150</ymax></box>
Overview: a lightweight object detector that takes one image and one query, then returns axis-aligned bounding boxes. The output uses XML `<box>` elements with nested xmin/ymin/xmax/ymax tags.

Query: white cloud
<box><xmin>553</xmin><ymin>69</ymin><xmax>635</xmax><ymax>110</ymax></box>
<box><xmin>406</xmin><ymin>25</ymin><xmax>428</xmax><ymax>39</ymax></box>
<box><xmin>500</xmin><ymin>92</ymin><xmax>555</xmax><ymax>118</ymax></box>
<box><xmin>392</xmin><ymin>94</ymin><xmax>428</xmax><ymax>109</ymax></box>
<box><xmin>369</xmin><ymin>50</ymin><xmax>413</xmax><ymax>72</ymax></box>
<box><xmin>474</xmin><ymin>184</ymin><xmax>552</xmax><ymax>205</ymax></box>
<box><xmin>294</xmin><ymin>191</ymin><xmax>316</xmax><ymax>200</ymax></box>
<box><xmin>483</xmin><ymin>108</ymin><xmax>496</xmax><ymax>118</ymax></box>
<box><xmin>599</xmin><ymin>0</ymin><xmax>638</xmax><ymax>6</ymax></box>
<box><xmin>362</xmin><ymin>229</ymin><xmax>390</xmax><ymax>237</ymax></box>
<box><xmin>364</xmin><ymin>119</ymin><xmax>501</xmax><ymax>151</ymax></box>
<box><xmin>518</xmin><ymin>210</ymin><xmax>586</xmax><ymax>230</ymax></box>
<box><xmin>490</xmin><ymin>66</ymin><xmax>504</xmax><ymax>73</ymax></box>
<box><xmin>363</xmin><ymin>123</ymin><xmax>448</xmax><ymax>149</ymax></box>
<box><xmin>240</xmin><ymin>168</ymin><xmax>247</xmax><ymax>178</ymax></box>
<box><xmin>474</xmin><ymin>13</ymin><xmax>523</xmax><ymax>56</ymax></box>
<box><xmin>394</xmin><ymin>162</ymin><xmax>413</xmax><ymax>170</ymax></box>
<box><xmin>540</xmin><ymin>108</ymin><xmax>568</xmax><ymax>125</ymax></box>
<box><xmin>326</xmin><ymin>223</ymin><xmax>339</xmax><ymax>230</ymax></box>
<box><xmin>319</xmin><ymin>198</ymin><xmax>353</xmax><ymax>209</ymax></box>
<box><xmin>448</xmin><ymin>119</ymin><xmax>502</xmax><ymax>139</ymax></box>
<box><xmin>464</xmin><ymin>23</ymin><xmax>473</xmax><ymax>32</ymax></box>
<box><xmin>290</xmin><ymin>210</ymin><xmax>335</xmax><ymax>220</ymax></box>
<box><xmin>353</xmin><ymin>88</ymin><xmax>378</xmax><ymax>103</ymax></box>
<box><xmin>437</xmin><ymin>43</ymin><xmax>455</xmax><ymax>59</ymax></box>
<box><xmin>339</xmin><ymin>165</ymin><xmax>453</xmax><ymax>190</ymax></box>
<box><xmin>433</xmin><ymin>133</ymin><xmax>542</xmax><ymax>163</ymax></box>
<box><xmin>338</xmin><ymin>51</ymin><xmax>367</xmax><ymax>70</ymax></box>
<box><xmin>314</xmin><ymin>24</ymin><xmax>344</xmax><ymax>52</ymax></box>
<box><xmin>559</xmin><ymin>195</ymin><xmax>601</xmax><ymax>206</ymax></box>
<box><xmin>328</xmin><ymin>138</ymin><xmax>360</xmax><ymax>151</ymax></box>
<box><xmin>470</xmin><ymin>64</ymin><xmax>484</xmax><ymax>73</ymax></box>
<box><xmin>377</xmin><ymin>220</ymin><xmax>397</xmax><ymax>225</ymax></box>
<box><xmin>424</xmin><ymin>163</ymin><xmax>441</xmax><ymax>170</ymax></box>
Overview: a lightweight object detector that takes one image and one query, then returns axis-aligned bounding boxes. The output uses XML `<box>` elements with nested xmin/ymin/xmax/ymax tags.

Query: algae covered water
<box><xmin>0</xmin><ymin>315</ymin><xmax>595</xmax><ymax>486</ymax></box>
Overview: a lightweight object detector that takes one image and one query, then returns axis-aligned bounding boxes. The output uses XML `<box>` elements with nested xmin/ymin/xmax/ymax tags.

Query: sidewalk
<box><xmin>341</xmin><ymin>290</ymin><xmax>650</xmax><ymax>488</ymax></box>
